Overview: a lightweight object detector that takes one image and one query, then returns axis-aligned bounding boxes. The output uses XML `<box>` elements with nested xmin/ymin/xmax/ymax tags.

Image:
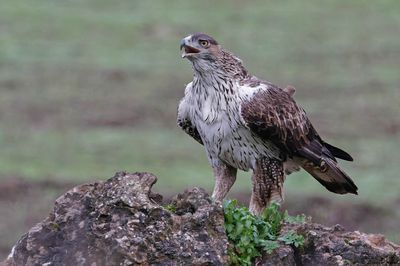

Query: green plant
<box><xmin>163</xmin><ymin>203</ymin><xmax>177</xmax><ymax>213</ymax></box>
<box><xmin>223</xmin><ymin>200</ymin><xmax>305</xmax><ymax>265</ymax></box>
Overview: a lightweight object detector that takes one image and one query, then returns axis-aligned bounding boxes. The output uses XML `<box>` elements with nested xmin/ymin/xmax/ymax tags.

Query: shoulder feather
<box><xmin>241</xmin><ymin>85</ymin><xmax>312</xmax><ymax>154</ymax></box>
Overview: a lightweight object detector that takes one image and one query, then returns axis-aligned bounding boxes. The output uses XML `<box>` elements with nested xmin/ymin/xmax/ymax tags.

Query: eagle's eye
<box><xmin>199</xmin><ymin>40</ymin><xmax>209</xmax><ymax>47</ymax></box>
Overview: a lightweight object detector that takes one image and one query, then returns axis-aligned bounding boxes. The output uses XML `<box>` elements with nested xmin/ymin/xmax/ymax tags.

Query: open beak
<box><xmin>180</xmin><ymin>38</ymin><xmax>200</xmax><ymax>58</ymax></box>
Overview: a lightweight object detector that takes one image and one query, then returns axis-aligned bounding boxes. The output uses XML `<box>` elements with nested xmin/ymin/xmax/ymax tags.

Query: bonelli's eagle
<box><xmin>177</xmin><ymin>33</ymin><xmax>357</xmax><ymax>214</ymax></box>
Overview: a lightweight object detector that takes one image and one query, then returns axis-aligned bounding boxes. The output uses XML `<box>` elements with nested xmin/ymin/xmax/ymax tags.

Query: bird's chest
<box><xmin>188</xmin><ymin>93</ymin><xmax>271</xmax><ymax>170</ymax></box>
<box><xmin>190</xmin><ymin>93</ymin><xmax>240</xmax><ymax>145</ymax></box>
<box><xmin>197</xmin><ymin>113</ymin><xmax>249</xmax><ymax>167</ymax></box>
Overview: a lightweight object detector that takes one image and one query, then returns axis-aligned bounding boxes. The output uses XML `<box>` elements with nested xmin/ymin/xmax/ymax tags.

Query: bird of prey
<box><xmin>177</xmin><ymin>33</ymin><xmax>357</xmax><ymax>214</ymax></box>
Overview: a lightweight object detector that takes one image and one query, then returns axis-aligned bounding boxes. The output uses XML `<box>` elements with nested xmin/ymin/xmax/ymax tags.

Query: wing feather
<box><xmin>241</xmin><ymin>85</ymin><xmax>312</xmax><ymax>154</ymax></box>
<box><xmin>177</xmin><ymin>118</ymin><xmax>203</xmax><ymax>145</ymax></box>
<box><xmin>177</xmin><ymin>86</ymin><xmax>203</xmax><ymax>145</ymax></box>
<box><xmin>241</xmin><ymin>83</ymin><xmax>357</xmax><ymax>195</ymax></box>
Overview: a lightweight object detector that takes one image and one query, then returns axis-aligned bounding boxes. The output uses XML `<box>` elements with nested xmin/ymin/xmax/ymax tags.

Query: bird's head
<box><xmin>180</xmin><ymin>33</ymin><xmax>220</xmax><ymax>61</ymax></box>
<box><xmin>180</xmin><ymin>33</ymin><xmax>249</xmax><ymax>79</ymax></box>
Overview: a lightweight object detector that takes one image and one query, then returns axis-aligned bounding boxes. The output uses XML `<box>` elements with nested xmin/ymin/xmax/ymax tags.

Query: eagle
<box><xmin>177</xmin><ymin>33</ymin><xmax>357</xmax><ymax>214</ymax></box>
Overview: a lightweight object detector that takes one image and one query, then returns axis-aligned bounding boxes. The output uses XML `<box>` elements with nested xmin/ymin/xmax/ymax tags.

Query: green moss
<box><xmin>163</xmin><ymin>203</ymin><xmax>177</xmax><ymax>213</ymax></box>
<box><xmin>48</xmin><ymin>222</ymin><xmax>60</xmax><ymax>232</ymax></box>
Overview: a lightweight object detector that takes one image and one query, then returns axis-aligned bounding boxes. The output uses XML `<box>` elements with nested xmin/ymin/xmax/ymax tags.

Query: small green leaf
<box><xmin>245</xmin><ymin>219</ymin><xmax>252</xmax><ymax>228</ymax></box>
<box><xmin>236</xmin><ymin>222</ymin><xmax>244</xmax><ymax>235</ymax></box>
<box><xmin>226</xmin><ymin>223</ymin><xmax>234</xmax><ymax>233</ymax></box>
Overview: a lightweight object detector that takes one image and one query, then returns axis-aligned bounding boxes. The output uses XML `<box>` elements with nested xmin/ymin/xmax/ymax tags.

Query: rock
<box><xmin>4</xmin><ymin>172</ymin><xmax>228</xmax><ymax>266</ymax></box>
<box><xmin>4</xmin><ymin>172</ymin><xmax>400</xmax><ymax>265</ymax></box>
<box><xmin>258</xmin><ymin>223</ymin><xmax>400</xmax><ymax>266</ymax></box>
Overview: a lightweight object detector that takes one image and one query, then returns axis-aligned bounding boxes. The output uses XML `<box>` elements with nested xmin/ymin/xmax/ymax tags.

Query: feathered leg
<box><xmin>211</xmin><ymin>163</ymin><xmax>237</xmax><ymax>202</ymax></box>
<box><xmin>249</xmin><ymin>158</ymin><xmax>285</xmax><ymax>215</ymax></box>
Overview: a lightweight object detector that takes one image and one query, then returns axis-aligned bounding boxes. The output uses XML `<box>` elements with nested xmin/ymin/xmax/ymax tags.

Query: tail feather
<box><xmin>323</xmin><ymin>141</ymin><xmax>354</xmax><ymax>161</ymax></box>
<box><xmin>300</xmin><ymin>157</ymin><xmax>358</xmax><ymax>195</ymax></box>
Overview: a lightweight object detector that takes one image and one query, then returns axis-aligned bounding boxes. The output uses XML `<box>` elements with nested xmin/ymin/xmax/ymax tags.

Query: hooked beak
<box><xmin>180</xmin><ymin>38</ymin><xmax>200</xmax><ymax>58</ymax></box>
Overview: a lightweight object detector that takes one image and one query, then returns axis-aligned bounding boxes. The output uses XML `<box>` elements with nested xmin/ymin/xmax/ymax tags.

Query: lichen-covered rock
<box><xmin>4</xmin><ymin>172</ymin><xmax>228</xmax><ymax>266</ymax></box>
<box><xmin>4</xmin><ymin>171</ymin><xmax>400</xmax><ymax>266</ymax></box>
<box><xmin>258</xmin><ymin>223</ymin><xmax>400</xmax><ymax>266</ymax></box>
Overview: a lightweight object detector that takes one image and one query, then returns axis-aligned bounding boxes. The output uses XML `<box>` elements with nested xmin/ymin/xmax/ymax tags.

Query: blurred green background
<box><xmin>1</xmin><ymin>0</ymin><xmax>399</xmax><ymax>259</ymax></box>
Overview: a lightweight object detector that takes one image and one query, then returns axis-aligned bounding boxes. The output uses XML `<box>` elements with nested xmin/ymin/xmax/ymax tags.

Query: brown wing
<box><xmin>241</xmin><ymin>85</ymin><xmax>315</xmax><ymax>155</ymax></box>
<box><xmin>241</xmin><ymin>85</ymin><xmax>357</xmax><ymax>195</ymax></box>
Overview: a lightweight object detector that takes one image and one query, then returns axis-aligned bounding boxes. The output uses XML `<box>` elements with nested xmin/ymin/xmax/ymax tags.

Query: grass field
<box><xmin>1</xmin><ymin>0</ymin><xmax>399</xmax><ymax>259</ymax></box>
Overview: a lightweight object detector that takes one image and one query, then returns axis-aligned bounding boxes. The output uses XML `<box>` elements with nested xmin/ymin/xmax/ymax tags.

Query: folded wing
<box><xmin>241</xmin><ymin>84</ymin><xmax>357</xmax><ymax>195</ymax></box>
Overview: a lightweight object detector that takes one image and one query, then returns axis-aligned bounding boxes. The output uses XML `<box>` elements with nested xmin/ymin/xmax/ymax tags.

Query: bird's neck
<box><xmin>192</xmin><ymin>68</ymin><xmax>233</xmax><ymax>96</ymax></box>
<box><xmin>191</xmin><ymin>51</ymin><xmax>250</xmax><ymax>95</ymax></box>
